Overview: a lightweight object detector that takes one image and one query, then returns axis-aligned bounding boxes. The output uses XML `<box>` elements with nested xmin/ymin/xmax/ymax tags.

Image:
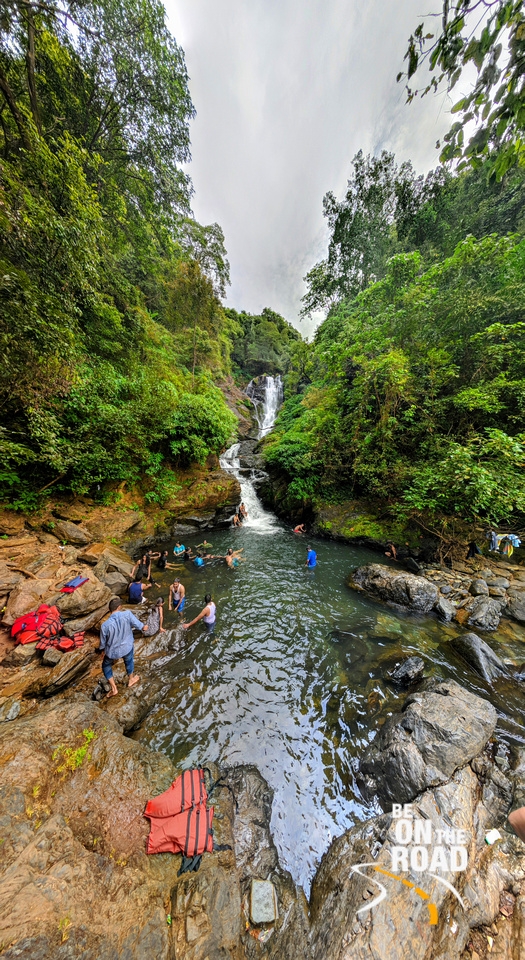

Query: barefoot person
<box><xmin>294</xmin><ymin>523</ymin><xmax>306</xmax><ymax>534</ymax></box>
<box><xmin>168</xmin><ymin>577</ymin><xmax>186</xmax><ymax>614</ymax></box>
<box><xmin>99</xmin><ymin>597</ymin><xmax>147</xmax><ymax>697</ymax></box>
<box><xmin>182</xmin><ymin>594</ymin><xmax>216</xmax><ymax>632</ymax></box>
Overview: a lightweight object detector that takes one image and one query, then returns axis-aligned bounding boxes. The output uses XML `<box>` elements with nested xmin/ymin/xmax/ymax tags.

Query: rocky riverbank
<box><xmin>0</xmin><ymin>634</ymin><xmax>524</xmax><ymax>959</ymax></box>
<box><xmin>349</xmin><ymin>558</ymin><xmax>525</xmax><ymax>634</ymax></box>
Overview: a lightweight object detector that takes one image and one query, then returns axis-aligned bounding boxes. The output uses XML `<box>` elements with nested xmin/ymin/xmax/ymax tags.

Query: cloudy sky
<box><xmin>165</xmin><ymin>1</ymin><xmax>454</xmax><ymax>336</ymax></box>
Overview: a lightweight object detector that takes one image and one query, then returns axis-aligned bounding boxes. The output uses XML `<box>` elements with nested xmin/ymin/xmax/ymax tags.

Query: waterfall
<box><xmin>246</xmin><ymin>374</ymin><xmax>283</xmax><ymax>439</ymax></box>
<box><xmin>219</xmin><ymin>375</ymin><xmax>283</xmax><ymax>534</ymax></box>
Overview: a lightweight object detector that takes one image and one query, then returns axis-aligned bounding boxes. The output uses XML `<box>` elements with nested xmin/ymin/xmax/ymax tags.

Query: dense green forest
<box><xmin>2</xmin><ymin>0</ymin><xmax>524</xmax><ymax>531</ymax></box>
<box><xmin>226</xmin><ymin>307</ymin><xmax>301</xmax><ymax>380</ymax></box>
<box><xmin>0</xmin><ymin>0</ymin><xmax>243</xmax><ymax>508</ymax></box>
<box><xmin>265</xmin><ymin>156</ymin><xmax>525</xmax><ymax>525</ymax></box>
<box><xmin>266</xmin><ymin>0</ymin><xmax>525</xmax><ymax>528</ymax></box>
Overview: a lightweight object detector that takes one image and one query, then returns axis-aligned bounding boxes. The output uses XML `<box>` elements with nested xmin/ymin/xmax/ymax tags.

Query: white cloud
<box><xmin>165</xmin><ymin>0</ymin><xmax>449</xmax><ymax>332</ymax></box>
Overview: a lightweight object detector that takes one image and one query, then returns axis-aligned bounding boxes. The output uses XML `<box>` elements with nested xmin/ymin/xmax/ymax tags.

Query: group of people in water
<box><xmin>100</xmin><ymin>507</ymin><xmax>318</xmax><ymax>696</ymax></box>
<box><xmin>125</xmin><ymin>507</ymin><xmax>318</xmax><ymax>639</ymax></box>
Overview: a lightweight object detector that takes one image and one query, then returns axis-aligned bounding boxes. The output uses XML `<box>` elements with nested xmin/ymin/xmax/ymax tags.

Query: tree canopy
<box><xmin>0</xmin><ymin>0</ymin><xmax>238</xmax><ymax>507</ymax></box>
<box><xmin>272</xmin><ymin>152</ymin><xmax>525</xmax><ymax>525</ymax></box>
<box><xmin>400</xmin><ymin>0</ymin><xmax>525</xmax><ymax>178</ymax></box>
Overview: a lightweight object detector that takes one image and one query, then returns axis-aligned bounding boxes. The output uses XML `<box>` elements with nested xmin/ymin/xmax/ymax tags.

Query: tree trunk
<box><xmin>0</xmin><ymin>67</ymin><xmax>32</xmax><ymax>149</ymax></box>
<box><xmin>25</xmin><ymin>7</ymin><xmax>41</xmax><ymax>133</ymax></box>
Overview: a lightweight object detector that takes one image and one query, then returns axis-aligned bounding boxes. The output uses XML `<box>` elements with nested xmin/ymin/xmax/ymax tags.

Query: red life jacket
<box><xmin>146</xmin><ymin>803</ymin><xmax>215</xmax><ymax>857</ymax></box>
<box><xmin>145</xmin><ymin>768</ymin><xmax>215</xmax><ymax>858</ymax></box>
<box><xmin>144</xmin><ymin>768</ymin><xmax>207</xmax><ymax>819</ymax></box>
<box><xmin>11</xmin><ymin>604</ymin><xmax>62</xmax><ymax>645</ymax></box>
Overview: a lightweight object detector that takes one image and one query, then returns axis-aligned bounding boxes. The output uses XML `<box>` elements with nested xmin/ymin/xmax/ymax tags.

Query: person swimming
<box><xmin>224</xmin><ymin>547</ymin><xmax>243</xmax><ymax>568</ymax></box>
<box><xmin>173</xmin><ymin>541</ymin><xmax>185</xmax><ymax>556</ymax></box>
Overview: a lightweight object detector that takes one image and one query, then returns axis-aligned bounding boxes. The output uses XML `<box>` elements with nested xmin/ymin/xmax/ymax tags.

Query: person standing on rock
<box><xmin>99</xmin><ymin>597</ymin><xmax>146</xmax><ymax>697</ymax></box>
<box><xmin>182</xmin><ymin>594</ymin><xmax>216</xmax><ymax>633</ymax></box>
<box><xmin>239</xmin><ymin>503</ymin><xmax>248</xmax><ymax>519</ymax></box>
<box><xmin>169</xmin><ymin>578</ymin><xmax>186</xmax><ymax>615</ymax></box>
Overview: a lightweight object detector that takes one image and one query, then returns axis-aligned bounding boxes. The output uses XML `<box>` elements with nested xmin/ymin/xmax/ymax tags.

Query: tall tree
<box><xmin>301</xmin><ymin>151</ymin><xmax>420</xmax><ymax>314</ymax></box>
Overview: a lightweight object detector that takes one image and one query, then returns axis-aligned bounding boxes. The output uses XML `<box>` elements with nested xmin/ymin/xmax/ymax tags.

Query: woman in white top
<box><xmin>182</xmin><ymin>594</ymin><xmax>216</xmax><ymax>632</ymax></box>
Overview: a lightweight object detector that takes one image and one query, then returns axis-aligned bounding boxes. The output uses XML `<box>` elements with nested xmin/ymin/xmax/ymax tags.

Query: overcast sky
<box><xmin>165</xmin><ymin>1</ymin><xmax>453</xmax><ymax>337</ymax></box>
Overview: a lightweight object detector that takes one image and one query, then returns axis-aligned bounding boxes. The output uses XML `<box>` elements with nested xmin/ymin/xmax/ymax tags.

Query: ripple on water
<box><xmin>133</xmin><ymin>522</ymin><xmax>525</xmax><ymax>894</ymax></box>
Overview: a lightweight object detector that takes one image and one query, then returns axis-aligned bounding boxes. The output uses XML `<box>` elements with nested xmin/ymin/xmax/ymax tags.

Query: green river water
<box><xmin>132</xmin><ymin>491</ymin><xmax>525</xmax><ymax>893</ymax></box>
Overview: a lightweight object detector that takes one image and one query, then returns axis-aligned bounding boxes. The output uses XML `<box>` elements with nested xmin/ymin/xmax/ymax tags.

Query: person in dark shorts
<box><xmin>128</xmin><ymin>576</ymin><xmax>151</xmax><ymax>604</ymax></box>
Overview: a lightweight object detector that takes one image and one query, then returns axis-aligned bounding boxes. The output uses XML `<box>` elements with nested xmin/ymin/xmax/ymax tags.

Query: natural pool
<box><xmin>132</xmin><ymin>493</ymin><xmax>525</xmax><ymax>893</ymax></box>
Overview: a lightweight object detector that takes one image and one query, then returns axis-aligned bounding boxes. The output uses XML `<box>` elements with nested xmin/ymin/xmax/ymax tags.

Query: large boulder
<box><xmin>358</xmin><ymin>679</ymin><xmax>497</xmax><ymax>808</ymax></box>
<box><xmin>55</xmin><ymin>577</ymin><xmax>112</xmax><ymax>619</ymax></box>
<box><xmin>61</xmin><ymin>602</ymin><xmax>113</xmax><ymax>637</ymax></box>
<box><xmin>0</xmin><ymin>563</ymin><xmax>23</xmax><ymax>595</ymax></box>
<box><xmin>43</xmin><ymin>646</ymin><xmax>95</xmax><ymax>696</ymax></box>
<box><xmin>49</xmin><ymin>519</ymin><xmax>92</xmax><ymax>545</ymax></box>
<box><xmin>434</xmin><ymin>595</ymin><xmax>456</xmax><ymax>621</ymax></box>
<box><xmin>0</xmin><ymin>696</ymin><xmax>180</xmax><ymax>959</ymax></box>
<box><xmin>507</xmin><ymin>597</ymin><xmax>525</xmax><ymax>624</ymax></box>
<box><xmin>349</xmin><ymin>563</ymin><xmax>438</xmax><ymax>613</ymax></box>
<box><xmin>469</xmin><ymin>578</ymin><xmax>489</xmax><ymax>596</ymax></box>
<box><xmin>451</xmin><ymin>632</ymin><xmax>511</xmax><ymax>683</ymax></box>
<box><xmin>100</xmin><ymin>571</ymin><xmax>129</xmax><ymax>596</ymax></box>
<box><xmin>466</xmin><ymin>596</ymin><xmax>503</xmax><ymax>631</ymax></box>
<box><xmin>387</xmin><ymin>656</ymin><xmax>425</xmax><ymax>686</ymax></box>
<box><xmin>0</xmin><ymin>511</ymin><xmax>25</xmax><ymax>536</ymax></box>
<box><xmin>78</xmin><ymin>542</ymin><xmax>133</xmax><ymax>578</ymax></box>
<box><xmin>2</xmin><ymin>578</ymin><xmax>57</xmax><ymax>626</ymax></box>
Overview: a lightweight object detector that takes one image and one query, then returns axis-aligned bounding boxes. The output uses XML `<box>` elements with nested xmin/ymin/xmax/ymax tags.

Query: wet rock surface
<box><xmin>357</xmin><ymin>680</ymin><xmax>497</xmax><ymax>807</ymax></box>
<box><xmin>387</xmin><ymin>656</ymin><xmax>425</xmax><ymax>686</ymax></box>
<box><xmin>349</xmin><ymin>563</ymin><xmax>439</xmax><ymax>613</ymax></box>
<box><xmin>451</xmin><ymin>632</ymin><xmax>511</xmax><ymax>683</ymax></box>
<box><xmin>350</xmin><ymin>558</ymin><xmax>525</xmax><ymax>632</ymax></box>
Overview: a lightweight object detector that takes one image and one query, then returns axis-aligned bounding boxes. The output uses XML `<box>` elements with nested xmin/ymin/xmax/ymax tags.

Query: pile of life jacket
<box><xmin>11</xmin><ymin>604</ymin><xmax>84</xmax><ymax>651</ymax></box>
<box><xmin>144</xmin><ymin>768</ymin><xmax>231</xmax><ymax>874</ymax></box>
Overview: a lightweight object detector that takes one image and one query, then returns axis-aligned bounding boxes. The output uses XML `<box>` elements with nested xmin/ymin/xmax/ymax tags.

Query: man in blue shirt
<box><xmin>99</xmin><ymin>597</ymin><xmax>148</xmax><ymax>698</ymax></box>
<box><xmin>306</xmin><ymin>546</ymin><xmax>317</xmax><ymax>568</ymax></box>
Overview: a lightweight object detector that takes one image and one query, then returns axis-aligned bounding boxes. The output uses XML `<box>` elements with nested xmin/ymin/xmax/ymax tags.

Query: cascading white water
<box><xmin>220</xmin><ymin>375</ymin><xmax>283</xmax><ymax>534</ymax></box>
<box><xmin>246</xmin><ymin>375</ymin><xmax>283</xmax><ymax>439</ymax></box>
<box><xmin>257</xmin><ymin>375</ymin><xmax>284</xmax><ymax>438</ymax></box>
